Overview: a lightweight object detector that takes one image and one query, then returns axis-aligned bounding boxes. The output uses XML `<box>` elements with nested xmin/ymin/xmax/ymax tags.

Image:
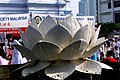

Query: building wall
<box><xmin>78</xmin><ymin>1</ymin><xmax>85</xmax><ymax>16</ymax></box>
<box><xmin>77</xmin><ymin>0</ymin><xmax>96</xmax><ymax>16</ymax></box>
<box><xmin>100</xmin><ymin>13</ymin><xmax>111</xmax><ymax>22</ymax></box>
<box><xmin>98</xmin><ymin>0</ymin><xmax>120</xmax><ymax>23</ymax></box>
<box><xmin>88</xmin><ymin>0</ymin><xmax>96</xmax><ymax>16</ymax></box>
<box><xmin>100</xmin><ymin>1</ymin><xmax>110</xmax><ymax>13</ymax></box>
<box><xmin>0</xmin><ymin>0</ymin><xmax>27</xmax><ymax>3</ymax></box>
<box><xmin>0</xmin><ymin>0</ymin><xmax>28</xmax><ymax>14</ymax></box>
<box><xmin>0</xmin><ymin>0</ymin><xmax>72</xmax><ymax>15</ymax></box>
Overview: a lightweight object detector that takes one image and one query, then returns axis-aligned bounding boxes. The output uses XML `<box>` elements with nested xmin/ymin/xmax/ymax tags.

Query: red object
<box><xmin>104</xmin><ymin>57</ymin><xmax>117</xmax><ymax>62</ymax></box>
<box><xmin>6</xmin><ymin>49</ymin><xmax>12</xmax><ymax>65</ymax></box>
<box><xmin>6</xmin><ymin>49</ymin><xmax>12</xmax><ymax>57</ymax></box>
<box><xmin>0</xmin><ymin>27</ymin><xmax>26</xmax><ymax>39</ymax></box>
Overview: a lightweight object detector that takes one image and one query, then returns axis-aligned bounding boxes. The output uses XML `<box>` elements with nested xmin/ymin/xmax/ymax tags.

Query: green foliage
<box><xmin>97</xmin><ymin>22</ymin><xmax>120</xmax><ymax>37</ymax></box>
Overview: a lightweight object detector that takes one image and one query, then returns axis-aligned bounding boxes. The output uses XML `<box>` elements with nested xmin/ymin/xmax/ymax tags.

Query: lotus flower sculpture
<box><xmin>15</xmin><ymin>15</ymin><xmax>112</xmax><ymax>80</ymax></box>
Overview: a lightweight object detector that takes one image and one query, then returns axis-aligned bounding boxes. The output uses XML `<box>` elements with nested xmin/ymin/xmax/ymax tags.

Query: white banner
<box><xmin>0</xmin><ymin>14</ymin><xmax>29</xmax><ymax>28</ymax></box>
<box><xmin>33</xmin><ymin>14</ymin><xmax>95</xmax><ymax>27</ymax></box>
<box><xmin>76</xmin><ymin>16</ymin><xmax>95</xmax><ymax>27</ymax></box>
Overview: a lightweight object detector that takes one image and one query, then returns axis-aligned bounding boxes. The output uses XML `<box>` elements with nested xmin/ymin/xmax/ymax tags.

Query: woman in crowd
<box><xmin>5</xmin><ymin>34</ymin><xmax>27</xmax><ymax>64</ymax></box>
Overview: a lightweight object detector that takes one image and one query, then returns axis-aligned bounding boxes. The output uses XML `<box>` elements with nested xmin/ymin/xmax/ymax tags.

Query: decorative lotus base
<box><xmin>1</xmin><ymin>62</ymin><xmax>120</xmax><ymax>80</ymax></box>
<box><xmin>13</xmin><ymin>69</ymin><xmax>100</xmax><ymax>80</ymax></box>
<box><xmin>12</xmin><ymin>69</ymin><xmax>115</xmax><ymax>80</ymax></box>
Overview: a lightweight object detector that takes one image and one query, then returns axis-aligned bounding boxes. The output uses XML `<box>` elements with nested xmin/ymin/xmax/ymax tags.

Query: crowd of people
<box><xmin>0</xmin><ymin>34</ymin><xmax>27</xmax><ymax>65</ymax></box>
<box><xmin>103</xmin><ymin>36</ymin><xmax>120</xmax><ymax>62</ymax></box>
<box><xmin>90</xmin><ymin>36</ymin><xmax>120</xmax><ymax>62</ymax></box>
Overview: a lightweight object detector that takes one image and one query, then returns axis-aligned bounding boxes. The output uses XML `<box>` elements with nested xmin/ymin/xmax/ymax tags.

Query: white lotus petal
<box><xmin>18</xmin><ymin>28</ymin><xmax>30</xmax><ymax>49</ymax></box>
<box><xmin>32</xmin><ymin>41</ymin><xmax>62</xmax><ymax>61</ymax></box>
<box><xmin>44</xmin><ymin>24</ymin><xmax>72</xmax><ymax>49</ymax></box>
<box><xmin>78</xmin><ymin>21</ymin><xmax>82</xmax><ymax>28</ymax></box>
<box><xmin>45</xmin><ymin>60</ymin><xmax>75</xmax><ymax>80</ymax></box>
<box><xmin>80</xmin><ymin>38</ymin><xmax>105</xmax><ymax>58</ymax></box>
<box><xmin>59</xmin><ymin>39</ymin><xmax>88</xmax><ymax>60</ymax></box>
<box><xmin>22</xmin><ymin>61</ymin><xmax>51</xmax><ymax>77</ymax></box>
<box><xmin>61</xmin><ymin>15</ymin><xmax>81</xmax><ymax>37</ymax></box>
<box><xmin>90</xmin><ymin>26</ymin><xmax>96</xmax><ymax>41</ymax></box>
<box><xmin>25</xmin><ymin>25</ymin><xmax>43</xmax><ymax>49</ymax></box>
<box><xmin>11</xmin><ymin>61</ymin><xmax>36</xmax><ymax>73</ymax></box>
<box><xmin>95</xmin><ymin>37</ymin><xmax>105</xmax><ymax>46</ymax></box>
<box><xmin>73</xmin><ymin>59</ymin><xmax>101</xmax><ymax>74</ymax></box>
<box><xmin>39</xmin><ymin>15</ymin><xmax>57</xmax><ymax>37</ymax></box>
<box><xmin>14</xmin><ymin>45</ymin><xmax>37</xmax><ymax>60</ymax></box>
<box><xmin>94</xmin><ymin>60</ymin><xmax>112</xmax><ymax>69</ymax></box>
<box><xmin>87</xmin><ymin>25</ymin><xmax>101</xmax><ymax>50</ymax></box>
<box><xmin>72</xmin><ymin>25</ymin><xmax>92</xmax><ymax>43</ymax></box>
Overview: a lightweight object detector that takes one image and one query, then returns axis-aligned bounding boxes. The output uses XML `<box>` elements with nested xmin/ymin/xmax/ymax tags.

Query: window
<box><xmin>114</xmin><ymin>1</ymin><xmax>120</xmax><ymax>8</ymax></box>
<box><xmin>115</xmin><ymin>13</ymin><xmax>120</xmax><ymax>23</ymax></box>
<box><xmin>108</xmin><ymin>2</ymin><xmax>111</xmax><ymax>9</ymax></box>
<box><xmin>108</xmin><ymin>1</ymin><xmax>120</xmax><ymax>9</ymax></box>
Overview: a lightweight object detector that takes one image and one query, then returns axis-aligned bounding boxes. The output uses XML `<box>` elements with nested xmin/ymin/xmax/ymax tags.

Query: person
<box><xmin>114</xmin><ymin>45</ymin><xmax>119</xmax><ymax>61</ymax></box>
<box><xmin>95</xmin><ymin>47</ymin><xmax>103</xmax><ymax>61</ymax></box>
<box><xmin>3</xmin><ymin>38</ymin><xmax>12</xmax><ymax>65</ymax></box>
<box><xmin>0</xmin><ymin>44</ymin><xmax>9</xmax><ymax>65</ymax></box>
<box><xmin>90</xmin><ymin>53</ymin><xmax>97</xmax><ymax>61</ymax></box>
<box><xmin>112</xmin><ymin>37</ymin><xmax>120</xmax><ymax>61</ymax></box>
<box><xmin>6</xmin><ymin>34</ymin><xmax>27</xmax><ymax>64</ymax></box>
<box><xmin>104</xmin><ymin>50</ymin><xmax>117</xmax><ymax>62</ymax></box>
<box><xmin>105</xmin><ymin>40</ymin><xmax>112</xmax><ymax>51</ymax></box>
<box><xmin>112</xmin><ymin>37</ymin><xmax>120</xmax><ymax>50</ymax></box>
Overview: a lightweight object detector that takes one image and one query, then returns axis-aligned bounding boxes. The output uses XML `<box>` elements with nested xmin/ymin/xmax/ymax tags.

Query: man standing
<box><xmin>112</xmin><ymin>37</ymin><xmax>120</xmax><ymax>61</ymax></box>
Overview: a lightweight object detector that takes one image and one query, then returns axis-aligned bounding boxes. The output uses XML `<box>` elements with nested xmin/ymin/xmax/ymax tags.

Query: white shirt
<box><xmin>11</xmin><ymin>40</ymin><xmax>27</xmax><ymax>64</ymax></box>
<box><xmin>113</xmin><ymin>41</ymin><xmax>120</xmax><ymax>48</ymax></box>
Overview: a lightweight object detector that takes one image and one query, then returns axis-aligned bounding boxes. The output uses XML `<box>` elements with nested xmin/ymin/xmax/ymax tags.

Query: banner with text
<box><xmin>0</xmin><ymin>14</ymin><xmax>29</xmax><ymax>28</ymax></box>
<box><xmin>33</xmin><ymin>14</ymin><xmax>95</xmax><ymax>27</ymax></box>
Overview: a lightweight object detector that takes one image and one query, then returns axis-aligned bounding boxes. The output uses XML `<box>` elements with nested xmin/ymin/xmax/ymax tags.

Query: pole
<box><xmin>30</xmin><ymin>12</ymin><xmax>32</xmax><ymax>23</ymax></box>
<box><xmin>57</xmin><ymin>0</ymin><xmax>59</xmax><ymax>15</ymax></box>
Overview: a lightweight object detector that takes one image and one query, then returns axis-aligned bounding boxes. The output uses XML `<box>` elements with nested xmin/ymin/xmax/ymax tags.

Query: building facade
<box><xmin>98</xmin><ymin>0</ymin><xmax>120</xmax><ymax>23</ymax></box>
<box><xmin>0</xmin><ymin>0</ymin><xmax>72</xmax><ymax>16</ymax></box>
<box><xmin>0</xmin><ymin>0</ymin><xmax>72</xmax><ymax>38</ymax></box>
<box><xmin>77</xmin><ymin>0</ymin><xmax>96</xmax><ymax>16</ymax></box>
